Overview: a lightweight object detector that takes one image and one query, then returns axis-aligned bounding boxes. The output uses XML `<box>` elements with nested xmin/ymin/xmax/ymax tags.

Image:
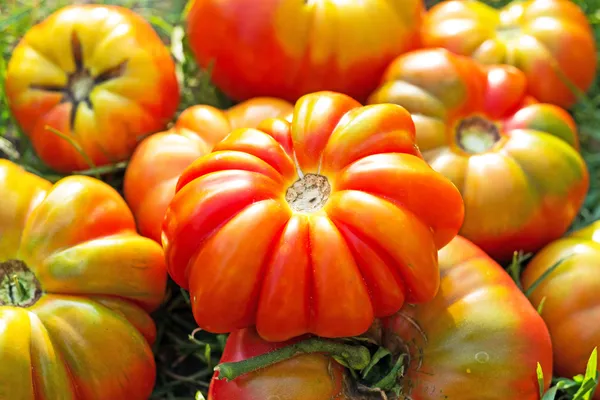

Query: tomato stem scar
<box><xmin>0</xmin><ymin>259</ymin><xmax>42</xmax><ymax>307</ymax></box>
<box><xmin>28</xmin><ymin>31</ymin><xmax>128</xmax><ymax>131</ymax></box>
<box><xmin>285</xmin><ymin>173</ymin><xmax>331</xmax><ymax>213</ymax></box>
<box><xmin>214</xmin><ymin>338</ymin><xmax>371</xmax><ymax>382</ymax></box>
<box><xmin>455</xmin><ymin>115</ymin><xmax>501</xmax><ymax>154</ymax></box>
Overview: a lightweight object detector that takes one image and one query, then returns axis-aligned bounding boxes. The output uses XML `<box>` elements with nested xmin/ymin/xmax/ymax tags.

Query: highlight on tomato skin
<box><xmin>522</xmin><ymin>220</ymin><xmax>600</xmax><ymax>398</ymax></box>
<box><xmin>0</xmin><ymin>159</ymin><xmax>168</xmax><ymax>400</ymax></box>
<box><xmin>207</xmin><ymin>236</ymin><xmax>553</xmax><ymax>400</ymax></box>
<box><xmin>161</xmin><ymin>90</ymin><xmax>465</xmax><ymax>343</ymax></box>
<box><xmin>5</xmin><ymin>4</ymin><xmax>180</xmax><ymax>173</ymax></box>
<box><xmin>367</xmin><ymin>48</ymin><xmax>590</xmax><ymax>263</ymax></box>
<box><xmin>422</xmin><ymin>0</ymin><xmax>597</xmax><ymax>108</ymax></box>
<box><xmin>185</xmin><ymin>0</ymin><xmax>425</xmax><ymax>103</ymax></box>
<box><xmin>123</xmin><ymin>97</ymin><xmax>293</xmax><ymax>243</ymax></box>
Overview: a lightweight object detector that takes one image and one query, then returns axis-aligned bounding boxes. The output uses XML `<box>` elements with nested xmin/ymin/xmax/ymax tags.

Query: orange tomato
<box><xmin>368</xmin><ymin>48</ymin><xmax>589</xmax><ymax>262</ymax></box>
<box><xmin>522</xmin><ymin>220</ymin><xmax>600</xmax><ymax>391</ymax></box>
<box><xmin>124</xmin><ymin>97</ymin><xmax>293</xmax><ymax>243</ymax></box>
<box><xmin>5</xmin><ymin>4</ymin><xmax>180</xmax><ymax>173</ymax></box>
<box><xmin>422</xmin><ymin>0</ymin><xmax>597</xmax><ymax>108</ymax></box>
<box><xmin>162</xmin><ymin>91</ymin><xmax>464</xmax><ymax>342</ymax></box>
<box><xmin>185</xmin><ymin>0</ymin><xmax>424</xmax><ymax>103</ymax></box>
<box><xmin>382</xmin><ymin>235</ymin><xmax>553</xmax><ymax>399</ymax></box>
<box><xmin>0</xmin><ymin>159</ymin><xmax>167</xmax><ymax>399</ymax></box>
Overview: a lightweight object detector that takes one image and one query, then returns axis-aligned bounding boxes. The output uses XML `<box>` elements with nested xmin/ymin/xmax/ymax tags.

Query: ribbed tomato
<box><xmin>422</xmin><ymin>0</ymin><xmax>597</xmax><ymax>108</ymax></box>
<box><xmin>522</xmin><ymin>220</ymin><xmax>600</xmax><ymax>393</ymax></box>
<box><xmin>0</xmin><ymin>159</ymin><xmax>167</xmax><ymax>399</ymax></box>
<box><xmin>5</xmin><ymin>4</ymin><xmax>179</xmax><ymax>173</ymax></box>
<box><xmin>124</xmin><ymin>97</ymin><xmax>293</xmax><ymax>242</ymax></box>
<box><xmin>185</xmin><ymin>0</ymin><xmax>424</xmax><ymax>103</ymax></box>
<box><xmin>162</xmin><ymin>91</ymin><xmax>464</xmax><ymax>342</ymax></box>
<box><xmin>382</xmin><ymin>235</ymin><xmax>553</xmax><ymax>399</ymax></box>
<box><xmin>207</xmin><ymin>236</ymin><xmax>553</xmax><ymax>400</ymax></box>
<box><xmin>368</xmin><ymin>48</ymin><xmax>589</xmax><ymax>262</ymax></box>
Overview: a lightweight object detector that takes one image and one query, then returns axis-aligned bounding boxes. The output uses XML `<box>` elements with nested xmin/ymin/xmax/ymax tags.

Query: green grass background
<box><xmin>1</xmin><ymin>0</ymin><xmax>600</xmax><ymax>399</ymax></box>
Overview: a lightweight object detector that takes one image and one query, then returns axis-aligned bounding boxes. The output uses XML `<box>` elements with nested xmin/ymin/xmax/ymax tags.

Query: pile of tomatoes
<box><xmin>1</xmin><ymin>0</ymin><xmax>599</xmax><ymax>399</ymax></box>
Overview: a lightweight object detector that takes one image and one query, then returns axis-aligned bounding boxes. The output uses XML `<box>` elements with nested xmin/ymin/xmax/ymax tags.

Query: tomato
<box><xmin>208</xmin><ymin>328</ymin><xmax>351</xmax><ymax>400</ymax></box>
<box><xmin>185</xmin><ymin>0</ymin><xmax>424</xmax><ymax>103</ymax></box>
<box><xmin>382</xmin><ymin>235</ymin><xmax>553</xmax><ymax>399</ymax></box>
<box><xmin>0</xmin><ymin>159</ymin><xmax>167</xmax><ymax>399</ymax></box>
<box><xmin>421</xmin><ymin>0</ymin><xmax>597</xmax><ymax>108</ymax></box>
<box><xmin>367</xmin><ymin>48</ymin><xmax>589</xmax><ymax>262</ymax></box>
<box><xmin>5</xmin><ymin>4</ymin><xmax>180</xmax><ymax>173</ymax></box>
<box><xmin>162</xmin><ymin>91</ymin><xmax>464</xmax><ymax>342</ymax></box>
<box><xmin>123</xmin><ymin>97</ymin><xmax>293</xmax><ymax>242</ymax></box>
<box><xmin>522</xmin><ymin>220</ymin><xmax>600</xmax><ymax>391</ymax></box>
<box><xmin>208</xmin><ymin>236</ymin><xmax>553</xmax><ymax>400</ymax></box>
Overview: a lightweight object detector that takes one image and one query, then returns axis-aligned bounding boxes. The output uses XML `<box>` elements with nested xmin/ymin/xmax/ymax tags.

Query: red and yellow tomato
<box><xmin>5</xmin><ymin>4</ymin><xmax>180</xmax><ymax>173</ymax></box>
<box><xmin>124</xmin><ymin>97</ymin><xmax>293</xmax><ymax>242</ymax></box>
<box><xmin>208</xmin><ymin>236</ymin><xmax>553</xmax><ymax>400</ymax></box>
<box><xmin>162</xmin><ymin>91</ymin><xmax>464</xmax><ymax>342</ymax></box>
<box><xmin>185</xmin><ymin>0</ymin><xmax>424</xmax><ymax>103</ymax></box>
<box><xmin>0</xmin><ymin>159</ymin><xmax>167</xmax><ymax>399</ymax></box>
<box><xmin>422</xmin><ymin>0</ymin><xmax>597</xmax><ymax>108</ymax></box>
<box><xmin>522</xmin><ymin>220</ymin><xmax>600</xmax><ymax>393</ymax></box>
<box><xmin>368</xmin><ymin>48</ymin><xmax>589</xmax><ymax>262</ymax></box>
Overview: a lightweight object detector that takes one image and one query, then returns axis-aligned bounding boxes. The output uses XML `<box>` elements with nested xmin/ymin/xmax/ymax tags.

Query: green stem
<box><xmin>44</xmin><ymin>125</ymin><xmax>98</xmax><ymax>177</ymax></box>
<box><xmin>214</xmin><ymin>338</ymin><xmax>371</xmax><ymax>382</ymax></box>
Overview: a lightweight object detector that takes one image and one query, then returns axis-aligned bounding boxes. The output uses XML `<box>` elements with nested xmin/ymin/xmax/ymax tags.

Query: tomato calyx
<box><xmin>0</xmin><ymin>259</ymin><xmax>42</xmax><ymax>307</ymax></box>
<box><xmin>455</xmin><ymin>115</ymin><xmax>502</xmax><ymax>154</ymax></box>
<box><xmin>285</xmin><ymin>173</ymin><xmax>331</xmax><ymax>213</ymax></box>
<box><xmin>29</xmin><ymin>31</ymin><xmax>128</xmax><ymax>130</ymax></box>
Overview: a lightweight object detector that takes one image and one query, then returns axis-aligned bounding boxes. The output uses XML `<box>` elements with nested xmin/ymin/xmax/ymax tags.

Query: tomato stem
<box><xmin>455</xmin><ymin>115</ymin><xmax>501</xmax><ymax>154</ymax></box>
<box><xmin>214</xmin><ymin>338</ymin><xmax>371</xmax><ymax>382</ymax></box>
<box><xmin>0</xmin><ymin>259</ymin><xmax>42</xmax><ymax>307</ymax></box>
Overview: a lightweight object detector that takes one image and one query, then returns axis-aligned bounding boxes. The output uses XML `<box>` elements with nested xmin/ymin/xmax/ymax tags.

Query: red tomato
<box><xmin>522</xmin><ymin>220</ymin><xmax>600</xmax><ymax>393</ymax></box>
<box><xmin>124</xmin><ymin>97</ymin><xmax>293</xmax><ymax>242</ymax></box>
<box><xmin>185</xmin><ymin>0</ymin><xmax>425</xmax><ymax>103</ymax></box>
<box><xmin>208</xmin><ymin>329</ymin><xmax>351</xmax><ymax>400</ymax></box>
<box><xmin>0</xmin><ymin>159</ymin><xmax>167</xmax><ymax>399</ymax></box>
<box><xmin>421</xmin><ymin>0</ymin><xmax>597</xmax><ymax>108</ymax></box>
<box><xmin>368</xmin><ymin>48</ymin><xmax>589</xmax><ymax>262</ymax></box>
<box><xmin>162</xmin><ymin>91</ymin><xmax>464</xmax><ymax>342</ymax></box>
<box><xmin>5</xmin><ymin>5</ymin><xmax>180</xmax><ymax>173</ymax></box>
<box><xmin>208</xmin><ymin>236</ymin><xmax>553</xmax><ymax>400</ymax></box>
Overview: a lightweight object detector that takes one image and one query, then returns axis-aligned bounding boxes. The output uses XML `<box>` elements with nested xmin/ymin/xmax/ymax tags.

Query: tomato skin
<box><xmin>162</xmin><ymin>91</ymin><xmax>464</xmax><ymax>342</ymax></box>
<box><xmin>522</xmin><ymin>221</ymin><xmax>600</xmax><ymax>392</ymax></box>
<box><xmin>5</xmin><ymin>5</ymin><xmax>180</xmax><ymax>173</ymax></box>
<box><xmin>124</xmin><ymin>97</ymin><xmax>293</xmax><ymax>243</ymax></box>
<box><xmin>208</xmin><ymin>329</ymin><xmax>351</xmax><ymax>400</ymax></box>
<box><xmin>185</xmin><ymin>0</ymin><xmax>424</xmax><ymax>103</ymax></box>
<box><xmin>368</xmin><ymin>48</ymin><xmax>589</xmax><ymax>263</ymax></box>
<box><xmin>208</xmin><ymin>236</ymin><xmax>552</xmax><ymax>400</ymax></box>
<box><xmin>421</xmin><ymin>0</ymin><xmax>597</xmax><ymax>108</ymax></box>
<box><xmin>382</xmin><ymin>235</ymin><xmax>553</xmax><ymax>399</ymax></box>
<box><xmin>0</xmin><ymin>159</ymin><xmax>167</xmax><ymax>400</ymax></box>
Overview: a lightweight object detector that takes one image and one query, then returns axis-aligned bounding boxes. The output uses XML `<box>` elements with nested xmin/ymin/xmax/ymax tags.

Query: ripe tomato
<box><xmin>208</xmin><ymin>236</ymin><xmax>552</xmax><ymax>400</ymax></box>
<box><xmin>124</xmin><ymin>97</ymin><xmax>293</xmax><ymax>242</ymax></box>
<box><xmin>5</xmin><ymin>5</ymin><xmax>180</xmax><ymax>173</ymax></box>
<box><xmin>368</xmin><ymin>48</ymin><xmax>589</xmax><ymax>262</ymax></box>
<box><xmin>208</xmin><ymin>328</ymin><xmax>351</xmax><ymax>400</ymax></box>
<box><xmin>522</xmin><ymin>220</ymin><xmax>600</xmax><ymax>391</ymax></box>
<box><xmin>422</xmin><ymin>0</ymin><xmax>597</xmax><ymax>108</ymax></box>
<box><xmin>162</xmin><ymin>91</ymin><xmax>464</xmax><ymax>342</ymax></box>
<box><xmin>185</xmin><ymin>0</ymin><xmax>424</xmax><ymax>103</ymax></box>
<box><xmin>0</xmin><ymin>159</ymin><xmax>167</xmax><ymax>400</ymax></box>
<box><xmin>382</xmin><ymin>235</ymin><xmax>553</xmax><ymax>399</ymax></box>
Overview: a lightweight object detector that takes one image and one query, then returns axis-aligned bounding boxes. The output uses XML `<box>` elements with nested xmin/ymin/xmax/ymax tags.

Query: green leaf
<box><xmin>361</xmin><ymin>347</ymin><xmax>391</xmax><ymax>379</ymax></box>
<box><xmin>537</xmin><ymin>362</ymin><xmax>546</xmax><ymax>398</ymax></box>
<box><xmin>541</xmin><ymin>386</ymin><xmax>559</xmax><ymax>400</ymax></box>
<box><xmin>524</xmin><ymin>256</ymin><xmax>570</xmax><ymax>298</ymax></box>
<box><xmin>573</xmin><ymin>348</ymin><xmax>598</xmax><ymax>400</ymax></box>
<box><xmin>195</xmin><ymin>391</ymin><xmax>207</xmax><ymax>400</ymax></box>
<box><xmin>537</xmin><ymin>296</ymin><xmax>547</xmax><ymax>315</ymax></box>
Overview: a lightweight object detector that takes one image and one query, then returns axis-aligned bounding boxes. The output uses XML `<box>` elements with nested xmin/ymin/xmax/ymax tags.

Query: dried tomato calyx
<box><xmin>285</xmin><ymin>173</ymin><xmax>331</xmax><ymax>213</ymax></box>
<box><xmin>29</xmin><ymin>31</ymin><xmax>128</xmax><ymax>131</ymax></box>
<box><xmin>455</xmin><ymin>115</ymin><xmax>501</xmax><ymax>154</ymax></box>
<box><xmin>0</xmin><ymin>259</ymin><xmax>42</xmax><ymax>307</ymax></box>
